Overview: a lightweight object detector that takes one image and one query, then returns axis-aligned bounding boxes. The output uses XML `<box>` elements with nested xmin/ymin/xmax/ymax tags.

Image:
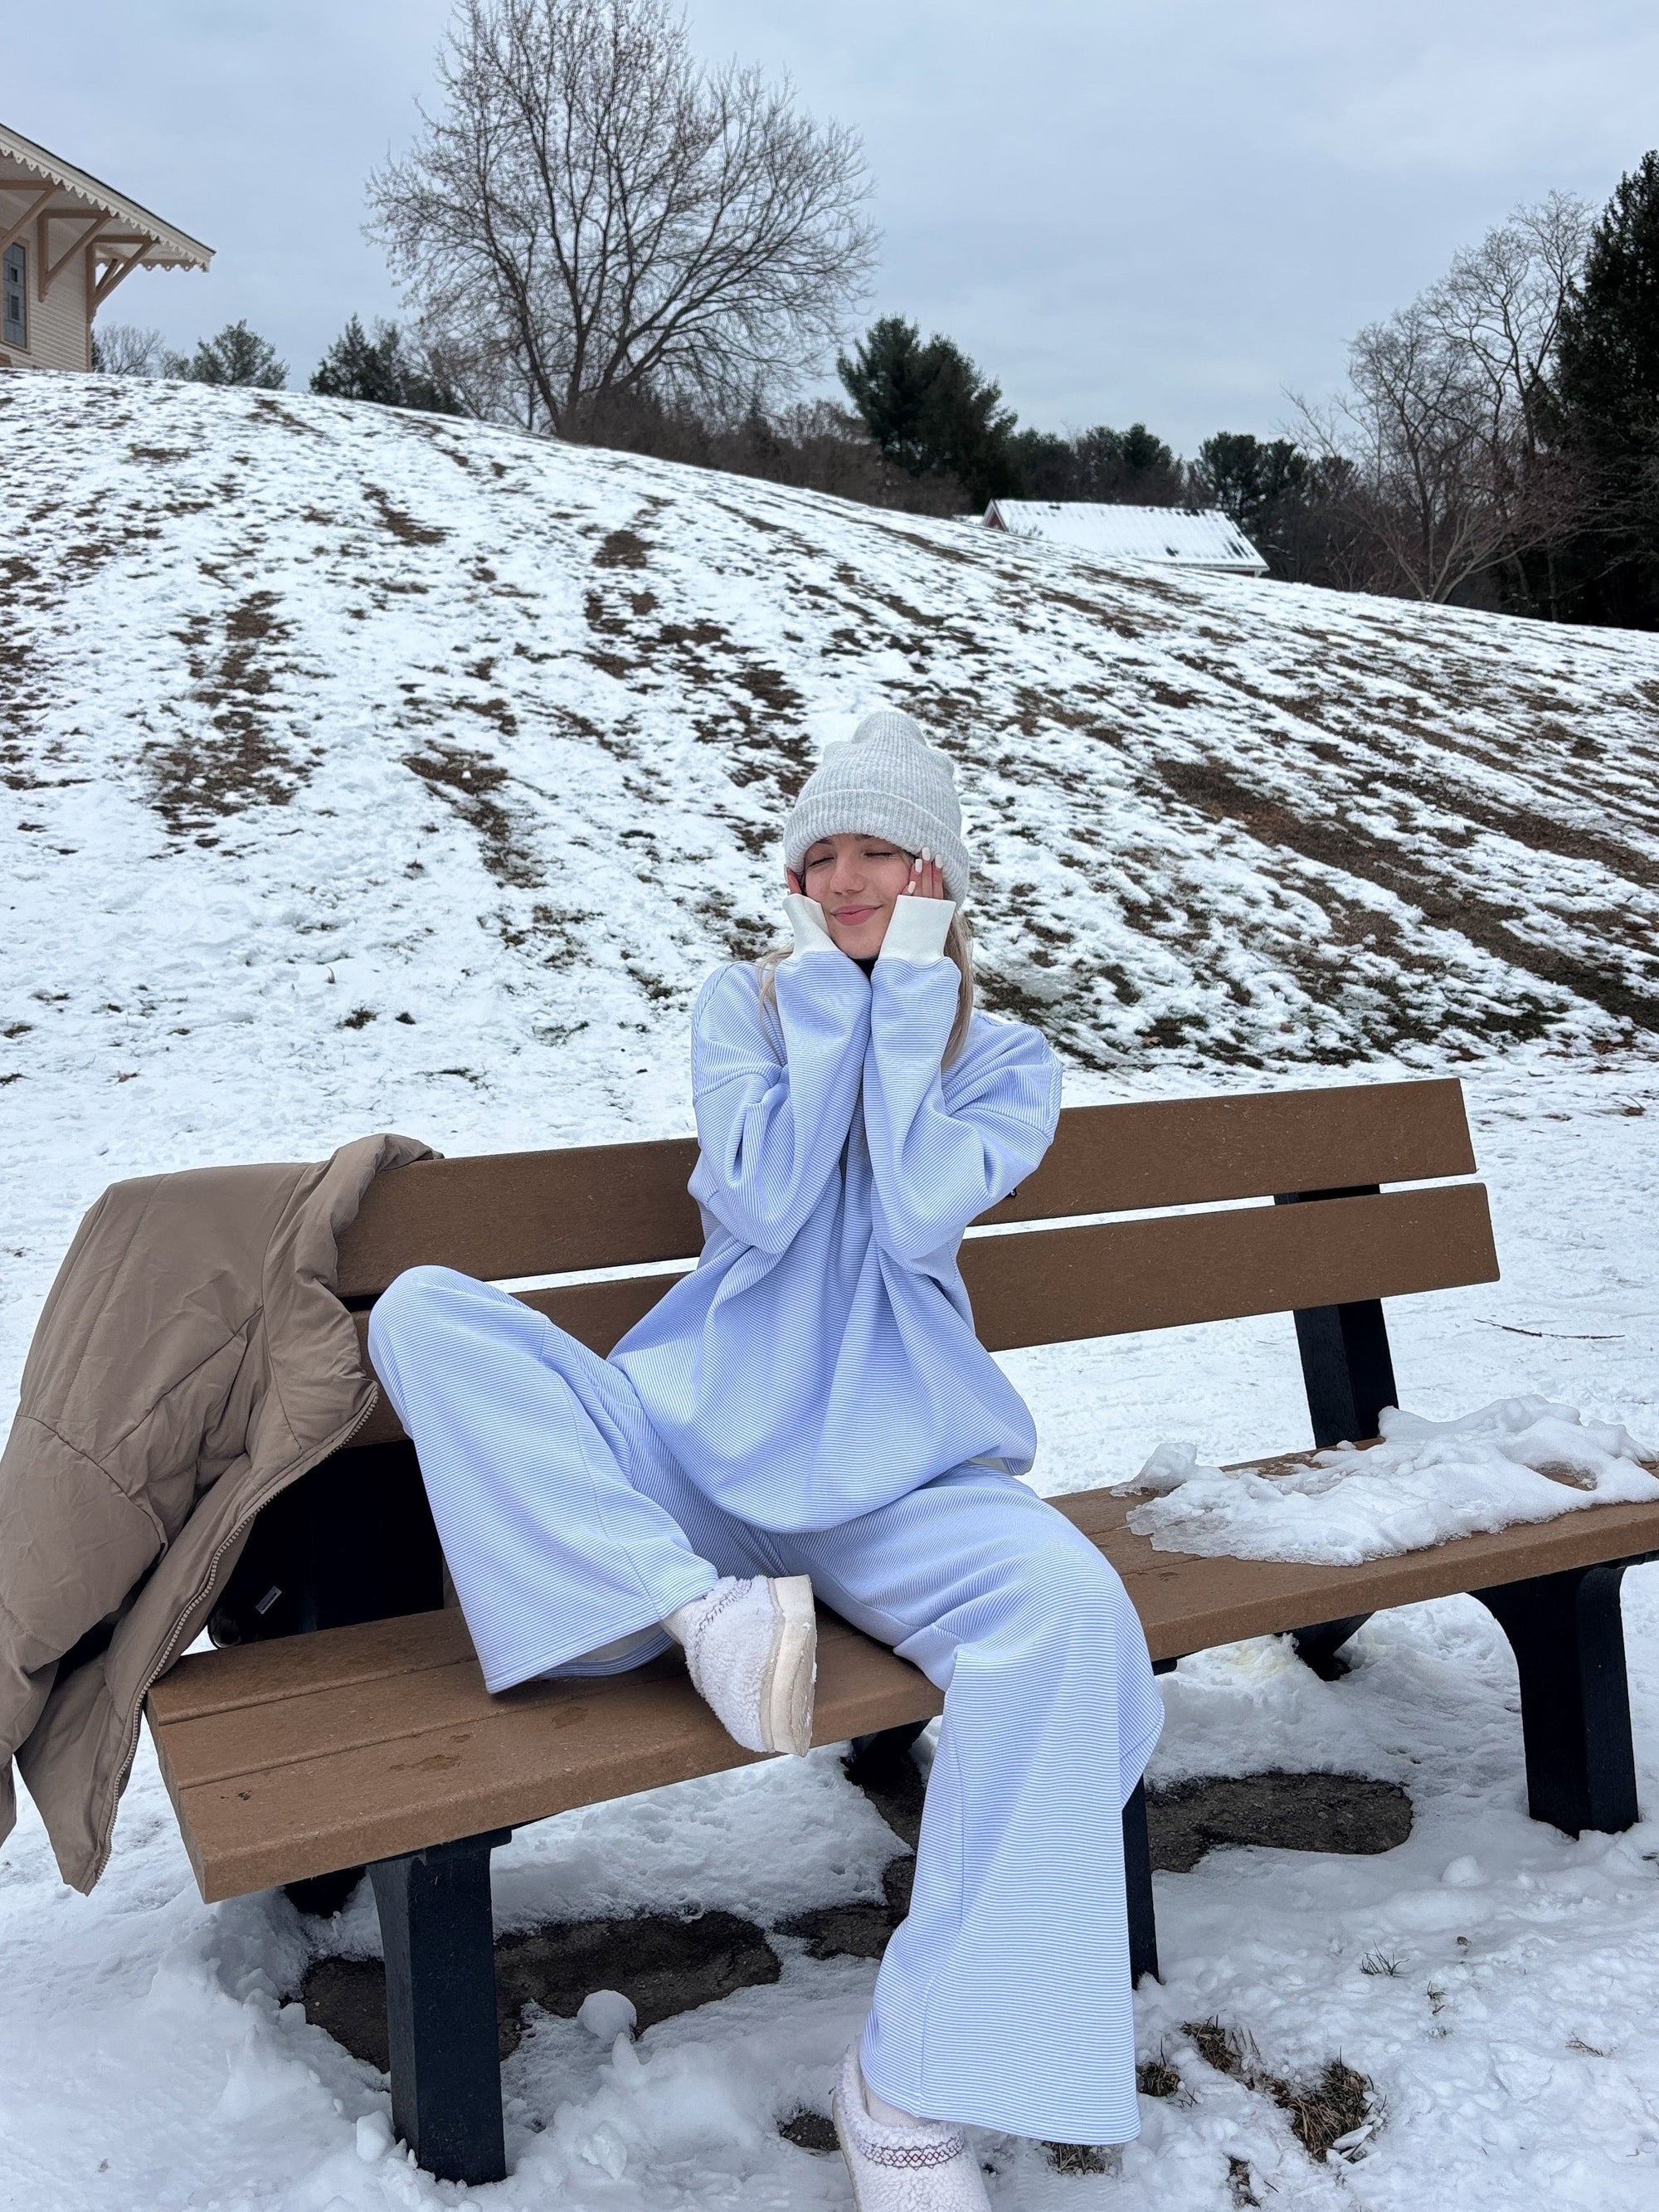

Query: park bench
<box><xmin>144</xmin><ymin>1074</ymin><xmax>1659</xmax><ymax>2185</ymax></box>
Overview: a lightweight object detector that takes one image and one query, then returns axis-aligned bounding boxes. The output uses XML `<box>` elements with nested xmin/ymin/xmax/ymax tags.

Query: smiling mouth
<box><xmin>832</xmin><ymin>905</ymin><xmax>880</xmax><ymax>925</ymax></box>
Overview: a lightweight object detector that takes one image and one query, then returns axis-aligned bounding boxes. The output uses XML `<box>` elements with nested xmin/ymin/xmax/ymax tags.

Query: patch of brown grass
<box><xmin>1181</xmin><ymin>2018</ymin><xmax>1375</xmax><ymax>2163</ymax></box>
<box><xmin>362</xmin><ymin>484</ymin><xmax>446</xmax><ymax>546</ymax></box>
<box><xmin>1042</xmin><ymin>2141</ymin><xmax>1116</xmax><ymax>2174</ymax></box>
<box><xmin>1136</xmin><ymin>2054</ymin><xmax>1182</xmax><ymax>2098</ymax></box>
<box><xmin>594</xmin><ymin>528</ymin><xmax>649</xmax><ymax>568</ymax></box>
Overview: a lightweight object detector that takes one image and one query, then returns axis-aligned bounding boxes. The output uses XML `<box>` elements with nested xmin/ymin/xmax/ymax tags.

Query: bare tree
<box><xmin>1296</xmin><ymin>194</ymin><xmax>1593</xmax><ymax>603</ymax></box>
<box><xmin>90</xmin><ymin>324</ymin><xmax>168</xmax><ymax>377</ymax></box>
<box><xmin>368</xmin><ymin>0</ymin><xmax>878</xmax><ymax>436</ymax></box>
<box><xmin>1423</xmin><ymin>192</ymin><xmax>1593</xmax><ymax>460</ymax></box>
<box><xmin>1419</xmin><ymin>192</ymin><xmax>1593</xmax><ymax>614</ymax></box>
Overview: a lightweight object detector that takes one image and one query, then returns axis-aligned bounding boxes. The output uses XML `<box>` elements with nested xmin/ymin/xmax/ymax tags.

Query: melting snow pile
<box><xmin>1123</xmin><ymin>1397</ymin><xmax>1659</xmax><ymax>1563</ymax></box>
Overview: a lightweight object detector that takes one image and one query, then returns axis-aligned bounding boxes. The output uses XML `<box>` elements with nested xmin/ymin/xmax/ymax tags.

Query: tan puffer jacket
<box><xmin>0</xmin><ymin>1133</ymin><xmax>432</xmax><ymax>1892</ymax></box>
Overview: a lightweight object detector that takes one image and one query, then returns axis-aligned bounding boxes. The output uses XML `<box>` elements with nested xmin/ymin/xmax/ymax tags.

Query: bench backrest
<box><xmin>338</xmin><ymin>1077</ymin><xmax>1498</xmax><ymax>1360</ymax></box>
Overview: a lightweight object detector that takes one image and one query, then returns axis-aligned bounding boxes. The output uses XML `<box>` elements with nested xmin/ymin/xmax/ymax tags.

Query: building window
<box><xmin>2</xmin><ymin>243</ymin><xmax>24</xmax><ymax>349</ymax></box>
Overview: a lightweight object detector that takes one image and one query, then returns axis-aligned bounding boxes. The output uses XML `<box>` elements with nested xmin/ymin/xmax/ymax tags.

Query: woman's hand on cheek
<box><xmin>898</xmin><ymin>848</ymin><xmax>947</xmax><ymax>900</ymax></box>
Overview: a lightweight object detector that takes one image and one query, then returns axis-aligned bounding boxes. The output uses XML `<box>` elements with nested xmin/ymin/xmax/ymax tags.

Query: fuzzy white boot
<box><xmin>831</xmin><ymin>2044</ymin><xmax>991</xmax><ymax>2211</ymax></box>
<box><xmin>669</xmin><ymin>1576</ymin><xmax>817</xmax><ymax>1756</ymax></box>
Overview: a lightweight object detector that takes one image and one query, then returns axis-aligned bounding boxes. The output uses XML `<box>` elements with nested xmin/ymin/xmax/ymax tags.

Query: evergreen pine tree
<box><xmin>1065</xmin><ymin>424</ymin><xmax>1187</xmax><ymax>504</ymax></box>
<box><xmin>310</xmin><ymin>316</ymin><xmax>461</xmax><ymax>413</ymax></box>
<box><xmin>837</xmin><ymin>317</ymin><xmax>937</xmax><ymax>475</ymax></box>
<box><xmin>178</xmin><ymin>320</ymin><xmax>288</xmax><ymax>389</ymax></box>
<box><xmin>1006</xmin><ymin>427</ymin><xmax>1074</xmax><ymax>498</ymax></box>
<box><xmin>1554</xmin><ymin>151</ymin><xmax>1659</xmax><ymax>626</ymax></box>
<box><xmin>838</xmin><ymin>316</ymin><xmax>1020</xmax><ymax>507</ymax></box>
<box><xmin>1115</xmin><ymin>422</ymin><xmax>1176</xmax><ymax>485</ymax></box>
<box><xmin>1194</xmin><ymin>431</ymin><xmax>1310</xmax><ymax>558</ymax></box>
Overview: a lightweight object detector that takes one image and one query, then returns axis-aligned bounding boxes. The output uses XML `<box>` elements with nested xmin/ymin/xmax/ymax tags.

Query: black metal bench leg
<box><xmin>368</xmin><ymin>1829</ymin><xmax>512</xmax><ymax>2184</ymax></box>
<box><xmin>1291</xmin><ymin>1614</ymin><xmax>1373</xmax><ymax>1681</ymax></box>
<box><xmin>1474</xmin><ymin>1566</ymin><xmax>1638</xmax><ymax>1838</ymax></box>
<box><xmin>1273</xmin><ymin>1201</ymin><xmax>1399</xmax><ymax>1678</ymax></box>
<box><xmin>844</xmin><ymin>1719</ymin><xmax>930</xmax><ymax>1783</ymax></box>
<box><xmin>1122</xmin><ymin>1779</ymin><xmax>1159</xmax><ymax>1986</ymax></box>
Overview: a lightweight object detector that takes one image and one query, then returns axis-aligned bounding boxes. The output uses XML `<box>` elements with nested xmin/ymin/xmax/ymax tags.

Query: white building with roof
<box><xmin>984</xmin><ymin>499</ymin><xmax>1267</xmax><ymax>575</ymax></box>
<box><xmin>1</xmin><ymin>123</ymin><xmax>212</xmax><ymax>374</ymax></box>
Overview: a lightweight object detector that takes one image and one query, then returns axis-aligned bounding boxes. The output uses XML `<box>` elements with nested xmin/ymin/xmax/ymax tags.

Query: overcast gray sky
<box><xmin>11</xmin><ymin>1</ymin><xmax>1657</xmax><ymax>450</ymax></box>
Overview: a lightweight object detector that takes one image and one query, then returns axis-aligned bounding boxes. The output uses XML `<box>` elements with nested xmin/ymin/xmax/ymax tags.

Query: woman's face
<box><xmin>798</xmin><ymin>833</ymin><xmax>915</xmax><ymax>957</ymax></box>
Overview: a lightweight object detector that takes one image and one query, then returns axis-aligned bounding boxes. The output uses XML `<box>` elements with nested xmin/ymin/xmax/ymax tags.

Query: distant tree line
<box><xmin>89</xmin><ymin>0</ymin><xmax>1659</xmax><ymax>631</ymax></box>
<box><xmin>91</xmin><ymin>318</ymin><xmax>288</xmax><ymax>387</ymax></box>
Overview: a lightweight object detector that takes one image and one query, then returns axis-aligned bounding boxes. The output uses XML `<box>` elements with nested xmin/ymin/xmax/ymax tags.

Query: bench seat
<box><xmin>148</xmin><ymin>1479</ymin><xmax>1659</xmax><ymax>1906</ymax></box>
<box><xmin>138</xmin><ymin>1076</ymin><xmax>1659</xmax><ymax>2184</ymax></box>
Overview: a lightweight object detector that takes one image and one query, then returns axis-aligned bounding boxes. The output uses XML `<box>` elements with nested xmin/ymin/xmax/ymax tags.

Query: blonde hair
<box><xmin>756</xmin><ymin>908</ymin><xmax>976</xmax><ymax>1066</ymax></box>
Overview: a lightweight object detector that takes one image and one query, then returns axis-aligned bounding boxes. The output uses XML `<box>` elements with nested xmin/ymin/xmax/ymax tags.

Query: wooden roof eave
<box><xmin>0</xmin><ymin>124</ymin><xmax>212</xmax><ymax>270</ymax></box>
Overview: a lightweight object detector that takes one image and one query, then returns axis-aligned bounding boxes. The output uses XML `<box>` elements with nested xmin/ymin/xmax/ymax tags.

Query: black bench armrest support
<box><xmin>1474</xmin><ymin>1563</ymin><xmax>1642</xmax><ymax>1837</ymax></box>
<box><xmin>1273</xmin><ymin>1187</ymin><xmax>1401</xmax><ymax>1447</ymax></box>
<box><xmin>369</xmin><ymin>1828</ymin><xmax>513</xmax><ymax>2185</ymax></box>
<box><xmin>1276</xmin><ymin>1188</ymin><xmax>1399</xmax><ymax>1675</ymax></box>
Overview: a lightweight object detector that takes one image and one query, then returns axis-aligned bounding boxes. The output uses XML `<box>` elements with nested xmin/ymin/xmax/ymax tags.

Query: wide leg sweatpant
<box><xmin>367</xmin><ymin>1265</ymin><xmax>1165</xmax><ymax>2146</ymax></box>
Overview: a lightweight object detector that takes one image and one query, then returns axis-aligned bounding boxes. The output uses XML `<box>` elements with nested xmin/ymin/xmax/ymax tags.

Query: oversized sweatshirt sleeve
<box><xmin>690</xmin><ymin>917</ymin><xmax>871</xmax><ymax>1255</ymax></box>
<box><xmin>862</xmin><ymin>899</ymin><xmax>1062</xmax><ymax>1264</ymax></box>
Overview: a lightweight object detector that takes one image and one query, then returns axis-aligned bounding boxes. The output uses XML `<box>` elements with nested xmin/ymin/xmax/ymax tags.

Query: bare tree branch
<box><xmin>1297</xmin><ymin>194</ymin><xmax>1593</xmax><ymax>603</ymax></box>
<box><xmin>367</xmin><ymin>0</ymin><xmax>879</xmax><ymax>435</ymax></box>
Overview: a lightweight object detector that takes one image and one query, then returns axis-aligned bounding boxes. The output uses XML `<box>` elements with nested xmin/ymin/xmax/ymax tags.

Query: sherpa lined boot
<box><xmin>673</xmin><ymin>1575</ymin><xmax>817</xmax><ymax>1756</ymax></box>
<box><xmin>831</xmin><ymin>2044</ymin><xmax>992</xmax><ymax>2211</ymax></box>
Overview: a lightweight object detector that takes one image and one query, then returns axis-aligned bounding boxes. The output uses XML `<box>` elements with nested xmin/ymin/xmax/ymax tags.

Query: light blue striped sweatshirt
<box><xmin>611</xmin><ymin>896</ymin><xmax>1063</xmax><ymax>1531</ymax></box>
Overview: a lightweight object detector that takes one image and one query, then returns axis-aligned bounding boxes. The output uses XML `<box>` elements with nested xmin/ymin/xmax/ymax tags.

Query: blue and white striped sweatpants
<box><xmin>367</xmin><ymin>1264</ymin><xmax>1165</xmax><ymax>2146</ymax></box>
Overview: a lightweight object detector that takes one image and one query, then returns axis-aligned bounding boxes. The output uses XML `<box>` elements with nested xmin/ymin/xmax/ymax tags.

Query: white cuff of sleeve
<box><xmin>878</xmin><ymin>895</ymin><xmax>956</xmax><ymax>963</ymax></box>
<box><xmin>784</xmin><ymin>893</ymin><xmax>838</xmax><ymax>955</ymax></box>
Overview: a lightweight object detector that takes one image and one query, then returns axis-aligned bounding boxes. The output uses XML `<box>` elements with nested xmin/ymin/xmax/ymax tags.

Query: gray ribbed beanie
<box><xmin>783</xmin><ymin>710</ymin><xmax>970</xmax><ymax>900</ymax></box>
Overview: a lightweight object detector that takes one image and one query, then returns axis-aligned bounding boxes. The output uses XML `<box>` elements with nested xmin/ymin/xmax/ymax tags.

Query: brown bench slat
<box><xmin>150</xmin><ymin>1614</ymin><xmax>942</xmax><ymax>1901</ymax></box>
<box><xmin>338</xmin><ymin>1137</ymin><xmax>703</xmax><ymax>1298</ymax></box>
<box><xmin>158</xmin><ymin>1654</ymin><xmax>492</xmax><ymax>1789</ymax></box>
<box><xmin>156</xmin><ymin>1613</ymin><xmax>921</xmax><ymax>1797</ymax></box>
<box><xmin>348</xmin><ymin>1182</ymin><xmax>1500</xmax><ymax>1445</ymax></box>
<box><xmin>335</xmin><ymin>1080</ymin><xmax>1475</xmax><ymax>1297</ymax></box>
<box><xmin>963</xmin><ymin>1182</ymin><xmax>1498</xmax><ymax>1350</ymax></box>
<box><xmin>1075</xmin><ymin>1488</ymin><xmax>1659</xmax><ymax>1653</ymax></box>
<box><xmin>512</xmin><ymin>1184</ymin><xmax>1499</xmax><ymax>1356</ymax></box>
<box><xmin>984</xmin><ymin>1077</ymin><xmax>1476</xmax><ymax>1226</ymax></box>
<box><xmin>152</xmin><ymin>1606</ymin><xmax>478</xmax><ymax>1722</ymax></box>
<box><xmin>150</xmin><ymin>1482</ymin><xmax>1659</xmax><ymax>1903</ymax></box>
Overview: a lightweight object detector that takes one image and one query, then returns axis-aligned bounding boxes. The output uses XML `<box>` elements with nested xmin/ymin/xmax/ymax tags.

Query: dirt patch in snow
<box><xmin>402</xmin><ymin>743</ymin><xmax>541</xmax><ymax>887</ymax></box>
<box><xmin>594</xmin><ymin>528</ymin><xmax>650</xmax><ymax>569</ymax></box>
<box><xmin>145</xmin><ymin>592</ymin><xmax>314</xmax><ymax>836</ymax></box>
<box><xmin>1146</xmin><ymin>1771</ymin><xmax>1413</xmax><ymax>1873</ymax></box>
<box><xmin>300</xmin><ymin>1907</ymin><xmax>781</xmax><ymax>2070</ymax></box>
<box><xmin>1155</xmin><ymin>753</ymin><xmax>1659</xmax><ymax>1035</ymax></box>
<box><xmin>362</xmin><ymin>485</ymin><xmax>447</xmax><ymax>547</ymax></box>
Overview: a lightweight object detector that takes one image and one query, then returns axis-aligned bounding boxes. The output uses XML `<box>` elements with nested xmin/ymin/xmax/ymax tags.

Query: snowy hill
<box><xmin>7</xmin><ymin>377</ymin><xmax>1659</xmax><ymax>2211</ymax></box>
<box><xmin>9</xmin><ymin>376</ymin><xmax>1659</xmax><ymax>1093</ymax></box>
<box><xmin>7</xmin><ymin>372</ymin><xmax>1659</xmax><ymax>1376</ymax></box>
<box><xmin>11</xmin><ymin>369</ymin><xmax>1659</xmax><ymax>1374</ymax></box>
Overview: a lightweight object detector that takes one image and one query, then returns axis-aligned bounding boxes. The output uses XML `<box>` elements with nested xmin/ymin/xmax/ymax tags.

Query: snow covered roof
<box><xmin>984</xmin><ymin>499</ymin><xmax>1268</xmax><ymax>573</ymax></box>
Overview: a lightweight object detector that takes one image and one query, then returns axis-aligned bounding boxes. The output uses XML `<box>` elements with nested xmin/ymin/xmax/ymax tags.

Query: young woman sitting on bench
<box><xmin>367</xmin><ymin>709</ymin><xmax>1163</xmax><ymax>2205</ymax></box>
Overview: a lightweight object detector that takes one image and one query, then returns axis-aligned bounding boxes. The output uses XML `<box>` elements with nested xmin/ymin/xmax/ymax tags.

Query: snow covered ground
<box><xmin>4</xmin><ymin>376</ymin><xmax>1659</xmax><ymax>2209</ymax></box>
